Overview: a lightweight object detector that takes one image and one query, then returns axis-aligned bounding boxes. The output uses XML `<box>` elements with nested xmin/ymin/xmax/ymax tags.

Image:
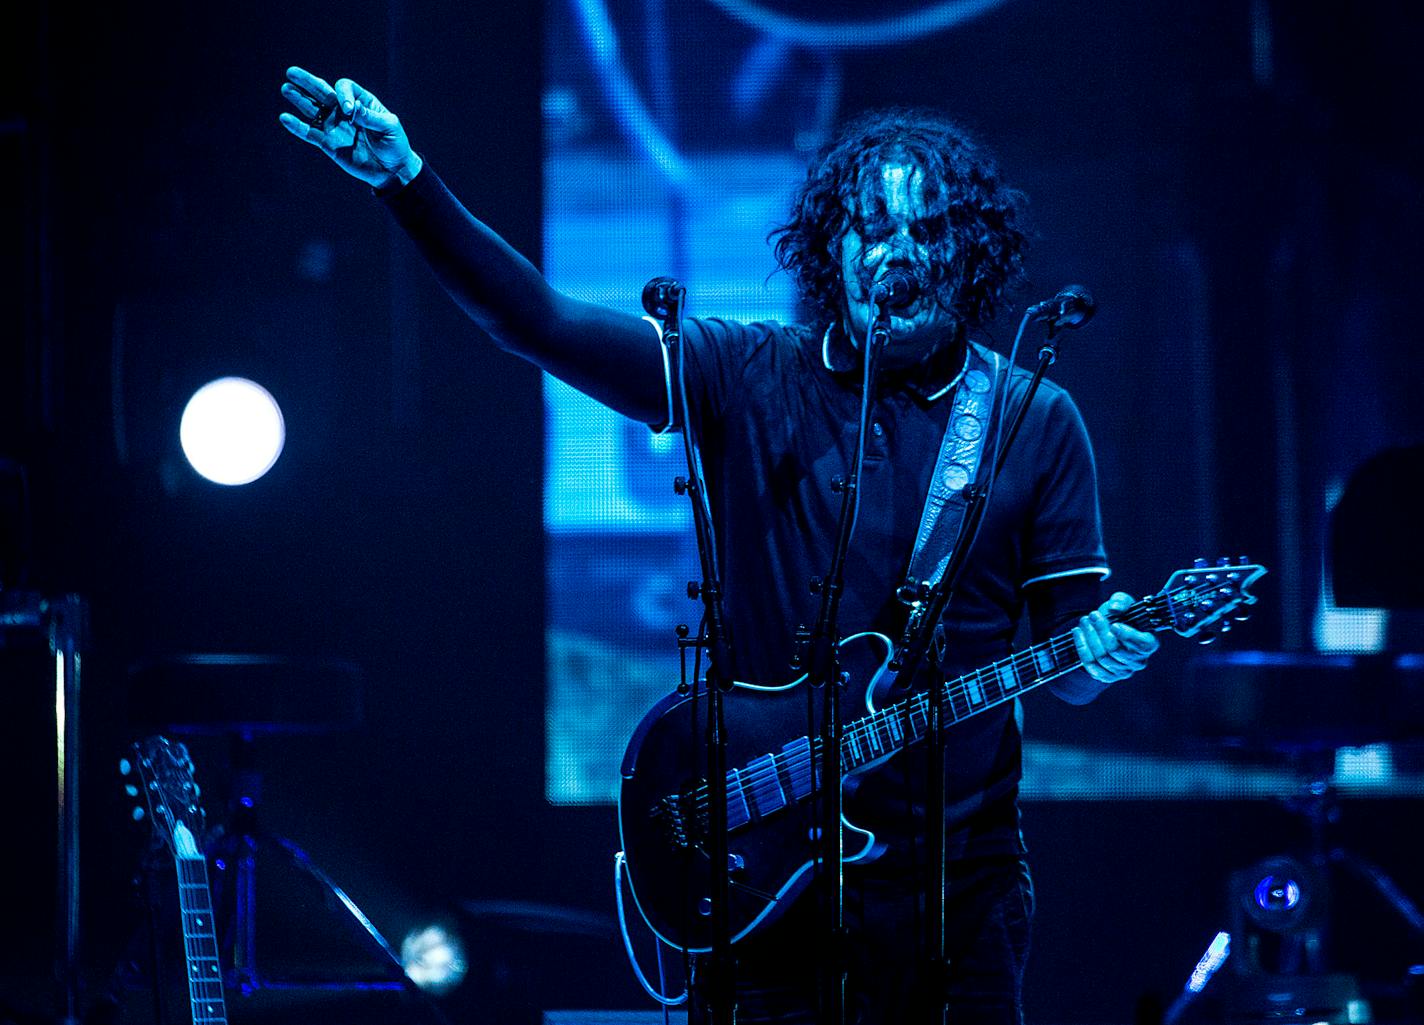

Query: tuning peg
<box><xmin>124</xmin><ymin>784</ymin><xmax>139</xmax><ymax>798</ymax></box>
<box><xmin>118</xmin><ymin>758</ymin><xmax>131</xmax><ymax>776</ymax></box>
<box><xmin>131</xmin><ymin>807</ymin><xmax>145</xmax><ymax>822</ymax></box>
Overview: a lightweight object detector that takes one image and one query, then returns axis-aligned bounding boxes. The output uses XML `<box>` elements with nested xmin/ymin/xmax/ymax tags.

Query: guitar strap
<box><xmin>900</xmin><ymin>340</ymin><xmax>1004</xmax><ymax>604</ymax></box>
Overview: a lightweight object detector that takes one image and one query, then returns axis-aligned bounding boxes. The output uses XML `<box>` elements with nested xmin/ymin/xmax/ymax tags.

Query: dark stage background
<box><xmin>3</xmin><ymin>1</ymin><xmax>1422</xmax><ymax>1024</ymax></box>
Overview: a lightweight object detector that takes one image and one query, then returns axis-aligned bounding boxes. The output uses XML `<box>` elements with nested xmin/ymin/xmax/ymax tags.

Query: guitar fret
<box><xmin>780</xmin><ymin>737</ymin><xmax>815</xmax><ymax>800</ymax></box>
<box><xmin>725</xmin><ymin>769</ymin><xmax>751</xmax><ymax>829</ymax></box>
<box><xmin>744</xmin><ymin>753</ymin><xmax>786</xmax><ymax>816</ymax></box>
<box><xmin>885</xmin><ymin>712</ymin><xmax>902</xmax><ymax>744</ymax></box>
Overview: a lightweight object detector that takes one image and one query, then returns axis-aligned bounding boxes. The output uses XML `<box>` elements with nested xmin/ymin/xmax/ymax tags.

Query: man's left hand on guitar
<box><xmin>1073</xmin><ymin>591</ymin><xmax>1161</xmax><ymax>683</ymax></box>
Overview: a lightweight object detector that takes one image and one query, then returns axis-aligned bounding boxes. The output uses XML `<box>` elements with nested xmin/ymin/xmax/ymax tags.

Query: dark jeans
<box><xmin>693</xmin><ymin>856</ymin><xmax>1033</xmax><ymax>1025</ymax></box>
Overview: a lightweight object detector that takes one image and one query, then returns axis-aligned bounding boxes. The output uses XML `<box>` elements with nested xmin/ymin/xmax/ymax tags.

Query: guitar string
<box><xmin>175</xmin><ymin>857</ymin><xmax>228</xmax><ymax>1013</ymax></box>
<box><xmin>689</xmin><ymin>630</ymin><xmax>1087</xmax><ymax>816</ymax></box>
<box><xmin>695</xmin><ymin>611</ymin><xmax>1124</xmax><ymax>811</ymax></box>
<box><xmin>681</xmin><ymin>579</ymin><xmax>1235</xmax><ymax>819</ymax></box>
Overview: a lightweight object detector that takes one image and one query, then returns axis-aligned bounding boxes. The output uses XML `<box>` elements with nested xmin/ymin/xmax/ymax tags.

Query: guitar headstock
<box><xmin>1130</xmin><ymin>557</ymin><xmax>1268</xmax><ymax>643</ymax></box>
<box><xmin>119</xmin><ymin>735</ymin><xmax>206</xmax><ymax>861</ymax></box>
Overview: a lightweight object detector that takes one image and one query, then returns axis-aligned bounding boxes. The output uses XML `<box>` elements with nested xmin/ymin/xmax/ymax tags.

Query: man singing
<box><xmin>279</xmin><ymin>66</ymin><xmax>1158</xmax><ymax>1024</ymax></box>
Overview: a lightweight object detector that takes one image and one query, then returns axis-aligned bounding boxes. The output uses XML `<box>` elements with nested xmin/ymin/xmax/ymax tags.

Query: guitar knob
<box><xmin>1216</xmin><ymin>557</ymin><xmax>1231</xmax><ymax>567</ymax></box>
<box><xmin>1193</xmin><ymin>558</ymin><xmax>1208</xmax><ymax>569</ymax></box>
<box><xmin>1233</xmin><ymin>613</ymin><xmax>1252</xmax><ymax>622</ymax></box>
<box><xmin>698</xmin><ymin>898</ymin><xmax>712</xmax><ymax>917</ymax></box>
<box><xmin>728</xmin><ymin>853</ymin><xmax>745</xmax><ymax>873</ymax></box>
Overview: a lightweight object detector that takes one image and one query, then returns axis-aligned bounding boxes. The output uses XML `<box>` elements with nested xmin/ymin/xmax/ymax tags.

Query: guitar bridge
<box><xmin>652</xmin><ymin>793</ymin><xmax>690</xmax><ymax>849</ymax></box>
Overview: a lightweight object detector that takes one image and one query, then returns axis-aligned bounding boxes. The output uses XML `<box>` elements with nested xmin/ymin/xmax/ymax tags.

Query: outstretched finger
<box><xmin>280</xmin><ymin>82</ymin><xmax>322</xmax><ymax>121</ymax></box>
<box><xmin>286</xmin><ymin>66</ymin><xmax>336</xmax><ymax>104</ymax></box>
<box><xmin>278</xmin><ymin>112</ymin><xmax>325</xmax><ymax>147</ymax></box>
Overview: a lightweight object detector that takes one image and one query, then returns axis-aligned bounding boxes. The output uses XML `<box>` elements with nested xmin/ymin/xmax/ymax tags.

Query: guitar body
<box><xmin>616</xmin><ymin>559</ymin><xmax>1268</xmax><ymax>953</ymax></box>
<box><xmin>618</xmin><ymin>631</ymin><xmax>895</xmax><ymax>952</ymax></box>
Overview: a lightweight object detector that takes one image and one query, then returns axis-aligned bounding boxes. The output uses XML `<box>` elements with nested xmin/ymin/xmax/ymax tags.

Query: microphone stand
<box><xmin>653</xmin><ymin>281</ymin><xmax>738</xmax><ymax>1025</ymax></box>
<box><xmin>889</xmin><ymin>315</ymin><xmax>1067</xmax><ymax>1025</ymax></box>
<box><xmin>796</xmin><ymin>298</ymin><xmax>891</xmax><ymax>1025</ymax></box>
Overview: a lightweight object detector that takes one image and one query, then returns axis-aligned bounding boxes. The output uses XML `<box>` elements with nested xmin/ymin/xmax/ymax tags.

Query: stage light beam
<box><xmin>400</xmin><ymin>924</ymin><xmax>467</xmax><ymax>995</ymax></box>
<box><xmin>179</xmin><ymin>378</ymin><xmax>286</xmax><ymax>486</ymax></box>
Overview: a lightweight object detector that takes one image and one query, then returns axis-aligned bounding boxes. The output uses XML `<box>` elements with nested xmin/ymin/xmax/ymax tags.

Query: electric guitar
<box><xmin>618</xmin><ymin>557</ymin><xmax>1267</xmax><ymax>952</ymax></box>
<box><xmin>121</xmin><ymin>736</ymin><xmax>229</xmax><ymax>1025</ymax></box>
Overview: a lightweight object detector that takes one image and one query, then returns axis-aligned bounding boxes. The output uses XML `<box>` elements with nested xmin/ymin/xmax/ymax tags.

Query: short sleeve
<box><xmin>1020</xmin><ymin>386</ymin><xmax>1111</xmax><ymax>587</ymax></box>
<box><xmin>652</xmin><ymin>317</ymin><xmax>780</xmax><ymax>435</ymax></box>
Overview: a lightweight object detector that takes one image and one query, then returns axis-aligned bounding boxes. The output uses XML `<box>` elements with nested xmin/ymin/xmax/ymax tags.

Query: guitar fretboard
<box><xmin>701</xmin><ymin>592</ymin><xmax>1177</xmax><ymax>832</ymax></box>
<box><xmin>176</xmin><ymin>855</ymin><xmax>228</xmax><ymax>1025</ymax></box>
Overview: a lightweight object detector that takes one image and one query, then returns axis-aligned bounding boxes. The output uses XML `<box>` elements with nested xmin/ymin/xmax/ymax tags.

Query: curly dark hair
<box><xmin>772</xmin><ymin>108</ymin><xmax>1029</xmax><ymax>333</ymax></box>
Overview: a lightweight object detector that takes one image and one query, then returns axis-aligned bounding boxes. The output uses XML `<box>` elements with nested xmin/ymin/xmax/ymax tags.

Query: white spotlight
<box><xmin>400</xmin><ymin>924</ymin><xmax>468</xmax><ymax>995</ymax></box>
<box><xmin>179</xmin><ymin>377</ymin><xmax>286</xmax><ymax>486</ymax></box>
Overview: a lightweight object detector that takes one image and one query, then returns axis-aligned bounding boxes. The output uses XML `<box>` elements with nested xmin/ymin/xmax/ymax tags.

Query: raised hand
<box><xmin>1073</xmin><ymin>591</ymin><xmax>1160</xmax><ymax>684</ymax></box>
<box><xmin>278</xmin><ymin>66</ymin><xmax>422</xmax><ymax>189</ymax></box>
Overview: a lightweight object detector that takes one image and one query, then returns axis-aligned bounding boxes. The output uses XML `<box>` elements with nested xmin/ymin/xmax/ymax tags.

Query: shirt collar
<box><xmin>820</xmin><ymin>323</ymin><xmax>970</xmax><ymax>403</ymax></box>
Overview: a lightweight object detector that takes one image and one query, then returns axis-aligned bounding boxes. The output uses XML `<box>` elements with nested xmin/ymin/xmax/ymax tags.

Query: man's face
<box><xmin>838</xmin><ymin>161</ymin><xmax>957</xmax><ymax>368</ymax></box>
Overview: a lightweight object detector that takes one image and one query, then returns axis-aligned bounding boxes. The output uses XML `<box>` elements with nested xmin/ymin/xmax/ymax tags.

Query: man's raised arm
<box><xmin>278</xmin><ymin>66</ymin><xmax>669</xmax><ymax>426</ymax></box>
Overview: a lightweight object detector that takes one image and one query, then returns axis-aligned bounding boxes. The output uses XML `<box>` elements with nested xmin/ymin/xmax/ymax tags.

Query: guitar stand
<box><xmin>125</xmin><ymin>654</ymin><xmax>440</xmax><ymax>1010</ymax></box>
<box><xmin>209</xmin><ymin>733</ymin><xmax>415</xmax><ymax>995</ymax></box>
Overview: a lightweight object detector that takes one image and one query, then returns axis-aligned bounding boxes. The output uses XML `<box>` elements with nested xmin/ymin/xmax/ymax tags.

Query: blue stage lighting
<box><xmin>400</xmin><ymin>924</ymin><xmax>468</xmax><ymax>995</ymax></box>
<box><xmin>1254</xmin><ymin>873</ymin><xmax>1302</xmax><ymax>912</ymax></box>
<box><xmin>178</xmin><ymin>378</ymin><xmax>285</xmax><ymax>486</ymax></box>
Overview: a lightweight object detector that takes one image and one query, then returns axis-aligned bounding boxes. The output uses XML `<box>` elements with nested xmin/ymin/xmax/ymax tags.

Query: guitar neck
<box><xmin>840</xmin><ymin>628</ymin><xmax>1087</xmax><ymax>772</ymax></box>
<box><xmin>175</xmin><ymin>855</ymin><xmax>228</xmax><ymax>1025</ymax></box>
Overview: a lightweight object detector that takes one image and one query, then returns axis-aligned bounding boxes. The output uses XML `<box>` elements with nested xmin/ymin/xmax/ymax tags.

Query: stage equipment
<box><xmin>795</xmin><ymin>265</ymin><xmax>903</xmax><ymax>1025</ymax></box>
<box><xmin>178</xmin><ymin>377</ymin><xmax>286</xmax><ymax>486</ymax></box>
<box><xmin>0</xmin><ymin>588</ymin><xmax>86</xmax><ymax>1025</ymax></box>
<box><xmin>400</xmin><ymin>924</ymin><xmax>468</xmax><ymax>995</ymax></box>
<box><xmin>1185</xmin><ymin>646</ymin><xmax>1424</xmax><ymax>1020</ymax></box>
<box><xmin>639</xmin><ymin>277</ymin><xmax>732</xmax><ymax>1025</ymax></box>
<box><xmin>121</xmin><ymin>736</ymin><xmax>230</xmax><ymax>1025</ymax></box>
<box><xmin>1163</xmin><ymin>931</ymin><xmax>1231</xmax><ymax>1025</ymax></box>
<box><xmin>887</xmin><ymin>287</ymin><xmax>1095</xmax><ymax>1025</ymax></box>
<box><xmin>126</xmin><ymin>654</ymin><xmax>422</xmax><ymax>998</ymax></box>
<box><xmin>1025</xmin><ymin>283</ymin><xmax>1096</xmax><ymax>332</ymax></box>
<box><xmin>1331</xmin><ymin>444</ymin><xmax>1423</xmax><ymax>610</ymax></box>
<box><xmin>1187</xmin><ymin>650</ymin><xmax>1424</xmax><ymax>753</ymax></box>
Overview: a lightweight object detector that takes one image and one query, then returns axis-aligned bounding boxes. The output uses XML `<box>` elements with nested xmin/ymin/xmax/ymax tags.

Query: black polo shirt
<box><xmin>666</xmin><ymin>317</ymin><xmax>1109</xmax><ymax>863</ymax></box>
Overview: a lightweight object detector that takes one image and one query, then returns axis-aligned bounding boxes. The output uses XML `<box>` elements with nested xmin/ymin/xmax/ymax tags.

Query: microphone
<box><xmin>870</xmin><ymin>269</ymin><xmax>921</xmax><ymax>311</ymax></box>
<box><xmin>1027</xmin><ymin>285</ymin><xmax>1096</xmax><ymax>330</ymax></box>
<box><xmin>641</xmin><ymin>276</ymin><xmax>685</xmax><ymax>319</ymax></box>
